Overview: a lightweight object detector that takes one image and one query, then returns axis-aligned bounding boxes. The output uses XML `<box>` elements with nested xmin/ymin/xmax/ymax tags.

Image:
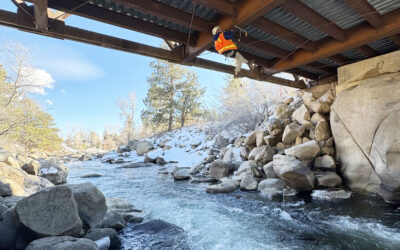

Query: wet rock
<box><xmin>39</xmin><ymin>158</ymin><xmax>68</xmax><ymax>185</ymax></box>
<box><xmin>190</xmin><ymin>177</ymin><xmax>217</xmax><ymax>184</ymax></box>
<box><xmin>0</xmin><ymin>196</ymin><xmax>23</xmax><ymax>208</ymax></box>
<box><xmin>314</xmin><ymin>155</ymin><xmax>336</xmax><ymax>170</ymax></box>
<box><xmin>240</xmin><ymin>174</ymin><xmax>258</xmax><ymax>191</ymax></box>
<box><xmin>206</xmin><ymin>180</ymin><xmax>239</xmax><ymax>194</ymax></box>
<box><xmin>128</xmin><ymin>220</ymin><xmax>189</xmax><ymax>249</ymax></box>
<box><xmin>263</xmin><ymin>162</ymin><xmax>277</xmax><ymax>178</ymax></box>
<box><xmin>117</xmin><ymin>162</ymin><xmax>154</xmax><ymax>169</ymax></box>
<box><xmin>67</xmin><ymin>183</ymin><xmax>107</xmax><ymax>229</ymax></box>
<box><xmin>81</xmin><ymin>174</ymin><xmax>102</xmax><ymax>178</ymax></box>
<box><xmin>136</xmin><ymin>141</ymin><xmax>154</xmax><ymax>156</ymax></box>
<box><xmin>284</xmin><ymin>140</ymin><xmax>320</xmax><ymax>160</ymax></box>
<box><xmin>101</xmin><ymin>211</ymin><xmax>125</xmax><ymax>231</ymax></box>
<box><xmin>0</xmin><ymin>202</ymin><xmax>7</xmax><ymax>214</ymax></box>
<box><xmin>25</xmin><ymin>236</ymin><xmax>98</xmax><ymax>250</ymax></box>
<box><xmin>282</xmin><ymin>123</ymin><xmax>305</xmax><ymax>144</ymax></box>
<box><xmin>315</xmin><ymin>121</ymin><xmax>331</xmax><ymax>142</ymax></box>
<box><xmin>172</xmin><ymin>168</ymin><xmax>190</xmax><ymax>181</ymax></box>
<box><xmin>208</xmin><ymin>160</ymin><xmax>231</xmax><ymax>180</ymax></box>
<box><xmin>106</xmin><ymin>198</ymin><xmax>136</xmax><ymax>214</ymax></box>
<box><xmin>79</xmin><ymin>155</ymin><xmax>91</xmax><ymax>161</ymax></box>
<box><xmin>84</xmin><ymin>228</ymin><xmax>120</xmax><ymax>250</ymax></box>
<box><xmin>311</xmin><ymin>189</ymin><xmax>352</xmax><ymax>200</ymax></box>
<box><xmin>152</xmin><ymin>157</ymin><xmax>165</xmax><ymax>166</ymax></box>
<box><xmin>315</xmin><ymin>172</ymin><xmax>342</xmax><ymax>188</ymax></box>
<box><xmin>273</xmin><ymin>155</ymin><xmax>314</xmax><ymax>190</ymax></box>
<box><xmin>258</xmin><ymin>179</ymin><xmax>286</xmax><ymax>196</ymax></box>
<box><xmin>15</xmin><ymin>186</ymin><xmax>82</xmax><ymax>237</ymax></box>
<box><xmin>249</xmin><ymin>145</ymin><xmax>274</xmax><ymax>164</ymax></box>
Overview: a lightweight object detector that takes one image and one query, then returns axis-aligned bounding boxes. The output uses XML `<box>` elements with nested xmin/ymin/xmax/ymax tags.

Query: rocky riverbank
<box><xmin>0</xmin><ymin>152</ymin><xmax>189</xmax><ymax>249</ymax></box>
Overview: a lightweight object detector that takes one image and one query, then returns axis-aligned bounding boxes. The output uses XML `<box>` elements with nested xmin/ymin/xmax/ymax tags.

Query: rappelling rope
<box><xmin>185</xmin><ymin>0</ymin><xmax>197</xmax><ymax>56</ymax></box>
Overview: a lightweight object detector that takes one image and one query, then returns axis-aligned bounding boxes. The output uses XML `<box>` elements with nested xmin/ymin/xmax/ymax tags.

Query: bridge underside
<box><xmin>2</xmin><ymin>0</ymin><xmax>400</xmax><ymax>89</ymax></box>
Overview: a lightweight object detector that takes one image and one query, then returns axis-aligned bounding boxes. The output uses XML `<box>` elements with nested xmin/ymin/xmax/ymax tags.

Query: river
<box><xmin>67</xmin><ymin>160</ymin><xmax>400</xmax><ymax>250</ymax></box>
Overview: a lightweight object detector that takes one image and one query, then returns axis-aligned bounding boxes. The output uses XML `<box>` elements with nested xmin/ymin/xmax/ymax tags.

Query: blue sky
<box><xmin>0</xmin><ymin>1</ymin><xmax>234</xmax><ymax>136</ymax></box>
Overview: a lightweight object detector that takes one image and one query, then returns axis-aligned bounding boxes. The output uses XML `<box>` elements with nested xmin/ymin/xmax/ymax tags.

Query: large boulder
<box><xmin>258</xmin><ymin>179</ymin><xmax>286</xmax><ymax>196</ymax></box>
<box><xmin>101</xmin><ymin>211</ymin><xmax>125</xmax><ymax>231</ymax></box>
<box><xmin>25</xmin><ymin>236</ymin><xmax>98</xmax><ymax>250</ymax></box>
<box><xmin>0</xmin><ymin>208</ymin><xmax>20</xmax><ymax>249</ymax></box>
<box><xmin>284</xmin><ymin>140</ymin><xmax>320</xmax><ymax>160</ymax></box>
<box><xmin>127</xmin><ymin>220</ymin><xmax>188</xmax><ymax>249</ymax></box>
<box><xmin>128</xmin><ymin>139</ymin><xmax>139</xmax><ymax>151</ymax></box>
<box><xmin>66</xmin><ymin>183</ymin><xmax>108</xmax><ymax>229</ymax></box>
<box><xmin>135</xmin><ymin>141</ymin><xmax>154</xmax><ymax>156</ymax></box>
<box><xmin>84</xmin><ymin>228</ymin><xmax>120</xmax><ymax>250</ymax></box>
<box><xmin>15</xmin><ymin>186</ymin><xmax>82</xmax><ymax>237</ymax></box>
<box><xmin>272</xmin><ymin>155</ymin><xmax>315</xmax><ymax>190</ymax></box>
<box><xmin>244</xmin><ymin>131</ymin><xmax>257</xmax><ymax>148</ymax></box>
<box><xmin>314</xmin><ymin>121</ymin><xmax>331</xmax><ymax>142</ymax></box>
<box><xmin>222</xmin><ymin>148</ymin><xmax>242</xmax><ymax>170</ymax></box>
<box><xmin>330</xmin><ymin>76</ymin><xmax>400</xmax><ymax>202</ymax></box>
<box><xmin>314</xmin><ymin>155</ymin><xmax>336</xmax><ymax>170</ymax></box>
<box><xmin>315</xmin><ymin>172</ymin><xmax>342</xmax><ymax>188</ymax></box>
<box><xmin>39</xmin><ymin>158</ymin><xmax>68</xmax><ymax>185</ymax></box>
<box><xmin>240</xmin><ymin>174</ymin><xmax>258</xmax><ymax>191</ymax></box>
<box><xmin>0</xmin><ymin>164</ymin><xmax>54</xmax><ymax>196</ymax></box>
<box><xmin>206</xmin><ymin>180</ymin><xmax>239</xmax><ymax>194</ymax></box>
<box><xmin>208</xmin><ymin>160</ymin><xmax>231</xmax><ymax>180</ymax></box>
<box><xmin>263</xmin><ymin>162</ymin><xmax>277</xmax><ymax>178</ymax></box>
<box><xmin>282</xmin><ymin>123</ymin><xmax>305</xmax><ymax>144</ymax></box>
<box><xmin>292</xmin><ymin>104</ymin><xmax>311</xmax><ymax>125</ymax></box>
<box><xmin>255</xmin><ymin>130</ymin><xmax>268</xmax><ymax>147</ymax></box>
<box><xmin>248</xmin><ymin>146</ymin><xmax>274</xmax><ymax>164</ymax></box>
<box><xmin>172</xmin><ymin>168</ymin><xmax>190</xmax><ymax>181</ymax></box>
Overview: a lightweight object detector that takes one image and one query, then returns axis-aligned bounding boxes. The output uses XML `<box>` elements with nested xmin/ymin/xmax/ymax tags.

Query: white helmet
<box><xmin>212</xmin><ymin>26</ymin><xmax>221</xmax><ymax>35</ymax></box>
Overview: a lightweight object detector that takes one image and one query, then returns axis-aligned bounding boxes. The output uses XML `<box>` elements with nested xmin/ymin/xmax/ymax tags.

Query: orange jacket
<box><xmin>214</xmin><ymin>32</ymin><xmax>237</xmax><ymax>54</ymax></box>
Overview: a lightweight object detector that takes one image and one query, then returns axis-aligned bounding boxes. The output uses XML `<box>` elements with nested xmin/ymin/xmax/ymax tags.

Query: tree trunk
<box><xmin>168</xmin><ymin>108</ymin><xmax>173</xmax><ymax>131</ymax></box>
<box><xmin>180</xmin><ymin>114</ymin><xmax>185</xmax><ymax>128</ymax></box>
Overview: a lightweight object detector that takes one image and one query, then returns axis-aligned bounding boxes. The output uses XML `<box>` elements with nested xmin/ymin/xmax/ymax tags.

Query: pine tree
<box><xmin>141</xmin><ymin>60</ymin><xmax>205</xmax><ymax>131</ymax></box>
<box><xmin>176</xmin><ymin>71</ymin><xmax>205</xmax><ymax>127</ymax></box>
<box><xmin>141</xmin><ymin>60</ymin><xmax>185</xmax><ymax>131</ymax></box>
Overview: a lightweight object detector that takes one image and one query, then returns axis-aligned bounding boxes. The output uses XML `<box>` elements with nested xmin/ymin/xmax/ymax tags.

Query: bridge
<box><xmin>1</xmin><ymin>0</ymin><xmax>400</xmax><ymax>89</ymax></box>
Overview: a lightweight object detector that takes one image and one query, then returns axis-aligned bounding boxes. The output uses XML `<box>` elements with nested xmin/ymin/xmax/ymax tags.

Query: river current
<box><xmin>67</xmin><ymin>160</ymin><xmax>400</xmax><ymax>250</ymax></box>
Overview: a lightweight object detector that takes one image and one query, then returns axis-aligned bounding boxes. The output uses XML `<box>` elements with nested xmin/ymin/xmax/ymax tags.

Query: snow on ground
<box><xmin>102</xmin><ymin>125</ymin><xmax>214</xmax><ymax>168</ymax></box>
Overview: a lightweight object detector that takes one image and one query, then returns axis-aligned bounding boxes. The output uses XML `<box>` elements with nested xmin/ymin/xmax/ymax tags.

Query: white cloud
<box><xmin>36</xmin><ymin>45</ymin><xmax>104</xmax><ymax>81</ymax></box>
<box><xmin>60</xmin><ymin>89</ymin><xmax>67</xmax><ymax>95</ymax></box>
<box><xmin>20</xmin><ymin>66</ymin><xmax>55</xmax><ymax>95</ymax></box>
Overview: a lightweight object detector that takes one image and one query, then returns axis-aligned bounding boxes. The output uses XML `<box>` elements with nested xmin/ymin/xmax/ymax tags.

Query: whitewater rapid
<box><xmin>67</xmin><ymin>160</ymin><xmax>400</xmax><ymax>250</ymax></box>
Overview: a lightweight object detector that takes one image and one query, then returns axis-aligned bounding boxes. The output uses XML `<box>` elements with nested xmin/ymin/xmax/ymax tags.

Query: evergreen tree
<box><xmin>176</xmin><ymin>71</ymin><xmax>205</xmax><ymax>127</ymax></box>
<box><xmin>141</xmin><ymin>60</ymin><xmax>205</xmax><ymax>131</ymax></box>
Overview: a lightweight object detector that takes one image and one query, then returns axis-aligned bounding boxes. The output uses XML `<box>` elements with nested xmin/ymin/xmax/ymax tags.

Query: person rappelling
<box><xmin>212</xmin><ymin>26</ymin><xmax>248</xmax><ymax>76</ymax></box>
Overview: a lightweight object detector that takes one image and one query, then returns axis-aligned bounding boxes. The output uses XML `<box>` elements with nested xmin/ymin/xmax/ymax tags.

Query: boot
<box><xmin>234</xmin><ymin>52</ymin><xmax>248</xmax><ymax>75</ymax></box>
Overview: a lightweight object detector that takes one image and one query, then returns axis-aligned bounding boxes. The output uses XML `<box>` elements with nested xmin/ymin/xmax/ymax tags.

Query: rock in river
<box><xmin>15</xmin><ymin>186</ymin><xmax>83</xmax><ymax>237</ymax></box>
<box><xmin>25</xmin><ymin>236</ymin><xmax>98</xmax><ymax>250</ymax></box>
<box><xmin>123</xmin><ymin>220</ymin><xmax>189</xmax><ymax>250</ymax></box>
